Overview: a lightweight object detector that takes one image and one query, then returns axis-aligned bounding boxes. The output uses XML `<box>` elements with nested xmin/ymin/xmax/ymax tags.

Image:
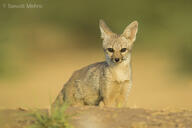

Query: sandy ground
<box><xmin>1</xmin><ymin>107</ymin><xmax>192</xmax><ymax>128</ymax></box>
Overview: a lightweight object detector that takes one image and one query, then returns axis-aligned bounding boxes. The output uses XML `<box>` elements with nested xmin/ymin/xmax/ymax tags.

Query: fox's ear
<box><xmin>99</xmin><ymin>19</ymin><xmax>114</xmax><ymax>39</ymax></box>
<box><xmin>122</xmin><ymin>21</ymin><xmax>138</xmax><ymax>42</ymax></box>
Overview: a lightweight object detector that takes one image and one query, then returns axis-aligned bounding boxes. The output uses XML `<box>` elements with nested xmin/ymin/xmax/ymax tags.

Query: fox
<box><xmin>53</xmin><ymin>19</ymin><xmax>138</xmax><ymax>107</ymax></box>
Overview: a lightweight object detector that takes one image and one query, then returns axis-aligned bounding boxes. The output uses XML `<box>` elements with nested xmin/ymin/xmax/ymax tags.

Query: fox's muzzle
<box><xmin>112</xmin><ymin>57</ymin><xmax>122</xmax><ymax>63</ymax></box>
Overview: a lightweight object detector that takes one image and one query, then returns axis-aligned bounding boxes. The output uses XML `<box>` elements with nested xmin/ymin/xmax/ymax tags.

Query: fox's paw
<box><xmin>99</xmin><ymin>101</ymin><xmax>104</xmax><ymax>107</ymax></box>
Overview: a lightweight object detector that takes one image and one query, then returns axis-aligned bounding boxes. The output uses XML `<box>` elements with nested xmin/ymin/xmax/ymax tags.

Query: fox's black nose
<box><xmin>115</xmin><ymin>58</ymin><xmax>120</xmax><ymax>62</ymax></box>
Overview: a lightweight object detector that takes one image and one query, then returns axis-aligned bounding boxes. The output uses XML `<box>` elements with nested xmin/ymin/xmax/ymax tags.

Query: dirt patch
<box><xmin>0</xmin><ymin>107</ymin><xmax>192</xmax><ymax>128</ymax></box>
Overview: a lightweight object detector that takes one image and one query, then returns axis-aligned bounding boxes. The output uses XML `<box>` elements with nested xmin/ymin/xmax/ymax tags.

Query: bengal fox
<box><xmin>53</xmin><ymin>19</ymin><xmax>138</xmax><ymax>107</ymax></box>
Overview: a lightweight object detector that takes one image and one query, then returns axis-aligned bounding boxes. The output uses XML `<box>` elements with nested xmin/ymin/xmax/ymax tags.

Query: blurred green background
<box><xmin>0</xmin><ymin>0</ymin><xmax>192</xmax><ymax>109</ymax></box>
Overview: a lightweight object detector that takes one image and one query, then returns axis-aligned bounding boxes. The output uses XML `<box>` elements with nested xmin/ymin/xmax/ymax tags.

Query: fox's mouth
<box><xmin>111</xmin><ymin>58</ymin><xmax>128</xmax><ymax>64</ymax></box>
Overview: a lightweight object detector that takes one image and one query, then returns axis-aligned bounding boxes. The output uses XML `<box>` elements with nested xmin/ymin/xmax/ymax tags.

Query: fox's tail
<box><xmin>51</xmin><ymin>87</ymin><xmax>65</xmax><ymax>109</ymax></box>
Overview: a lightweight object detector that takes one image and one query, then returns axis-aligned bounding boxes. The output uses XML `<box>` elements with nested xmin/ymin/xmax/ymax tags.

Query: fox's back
<box><xmin>63</xmin><ymin>61</ymin><xmax>108</xmax><ymax>105</ymax></box>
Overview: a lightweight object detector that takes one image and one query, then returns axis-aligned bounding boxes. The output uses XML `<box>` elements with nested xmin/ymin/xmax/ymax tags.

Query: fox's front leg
<box><xmin>117</xmin><ymin>81</ymin><xmax>132</xmax><ymax>107</ymax></box>
<box><xmin>100</xmin><ymin>83</ymin><xmax>116</xmax><ymax>107</ymax></box>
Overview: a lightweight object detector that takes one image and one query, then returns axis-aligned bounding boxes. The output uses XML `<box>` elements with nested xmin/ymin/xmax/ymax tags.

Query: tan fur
<box><xmin>53</xmin><ymin>19</ymin><xmax>138</xmax><ymax>107</ymax></box>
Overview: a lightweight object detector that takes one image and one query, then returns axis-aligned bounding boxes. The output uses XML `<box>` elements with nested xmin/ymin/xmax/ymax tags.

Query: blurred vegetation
<box><xmin>0</xmin><ymin>0</ymin><xmax>192</xmax><ymax>79</ymax></box>
<box><xmin>29</xmin><ymin>103</ymin><xmax>72</xmax><ymax>128</ymax></box>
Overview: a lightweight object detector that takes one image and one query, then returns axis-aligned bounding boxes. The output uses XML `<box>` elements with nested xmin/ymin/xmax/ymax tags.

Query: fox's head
<box><xmin>99</xmin><ymin>20</ymin><xmax>138</xmax><ymax>65</ymax></box>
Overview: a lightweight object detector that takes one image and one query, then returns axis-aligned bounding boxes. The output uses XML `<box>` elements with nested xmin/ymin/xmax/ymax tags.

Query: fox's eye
<box><xmin>120</xmin><ymin>48</ymin><xmax>127</xmax><ymax>53</ymax></box>
<box><xmin>107</xmin><ymin>48</ymin><xmax>114</xmax><ymax>53</ymax></box>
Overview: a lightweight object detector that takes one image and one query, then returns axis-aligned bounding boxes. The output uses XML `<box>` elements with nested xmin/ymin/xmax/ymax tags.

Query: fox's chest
<box><xmin>109</xmin><ymin>64</ymin><xmax>130</xmax><ymax>83</ymax></box>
